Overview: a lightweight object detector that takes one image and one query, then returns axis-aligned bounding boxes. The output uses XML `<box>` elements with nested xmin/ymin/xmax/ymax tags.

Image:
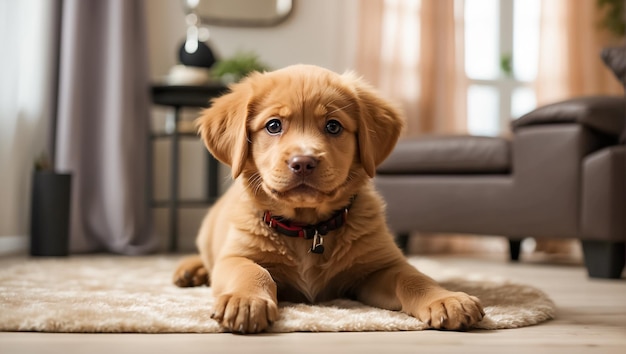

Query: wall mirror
<box><xmin>184</xmin><ymin>0</ymin><xmax>294</xmax><ymax>27</ymax></box>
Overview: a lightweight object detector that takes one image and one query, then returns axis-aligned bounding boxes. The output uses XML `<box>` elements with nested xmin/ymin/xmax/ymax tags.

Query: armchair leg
<box><xmin>508</xmin><ymin>239</ymin><xmax>522</xmax><ymax>261</ymax></box>
<box><xmin>395</xmin><ymin>233</ymin><xmax>410</xmax><ymax>254</ymax></box>
<box><xmin>581</xmin><ymin>241</ymin><xmax>625</xmax><ymax>279</ymax></box>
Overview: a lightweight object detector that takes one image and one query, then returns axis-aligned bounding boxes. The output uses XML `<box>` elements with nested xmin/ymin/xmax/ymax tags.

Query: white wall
<box><xmin>146</xmin><ymin>0</ymin><xmax>359</xmax><ymax>79</ymax></box>
<box><xmin>145</xmin><ymin>0</ymin><xmax>360</xmax><ymax>251</ymax></box>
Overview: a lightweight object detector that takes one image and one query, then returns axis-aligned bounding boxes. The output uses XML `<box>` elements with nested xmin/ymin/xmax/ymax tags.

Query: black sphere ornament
<box><xmin>178</xmin><ymin>40</ymin><xmax>216</xmax><ymax>69</ymax></box>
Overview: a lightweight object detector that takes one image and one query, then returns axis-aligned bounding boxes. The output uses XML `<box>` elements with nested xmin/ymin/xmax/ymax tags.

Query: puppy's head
<box><xmin>196</xmin><ymin>64</ymin><xmax>404</xmax><ymax>207</ymax></box>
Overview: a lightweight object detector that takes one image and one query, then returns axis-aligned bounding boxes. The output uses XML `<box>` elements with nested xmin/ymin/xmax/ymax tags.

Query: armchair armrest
<box><xmin>512</xmin><ymin>96</ymin><xmax>625</xmax><ymax>137</ymax></box>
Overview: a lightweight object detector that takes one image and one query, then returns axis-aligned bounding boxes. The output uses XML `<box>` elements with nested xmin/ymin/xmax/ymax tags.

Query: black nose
<box><xmin>288</xmin><ymin>156</ymin><xmax>318</xmax><ymax>176</ymax></box>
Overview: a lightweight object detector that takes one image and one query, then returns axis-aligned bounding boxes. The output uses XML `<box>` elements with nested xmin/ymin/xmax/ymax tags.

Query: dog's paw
<box><xmin>212</xmin><ymin>293</ymin><xmax>279</xmax><ymax>334</ymax></box>
<box><xmin>172</xmin><ymin>256</ymin><xmax>209</xmax><ymax>287</ymax></box>
<box><xmin>416</xmin><ymin>291</ymin><xmax>484</xmax><ymax>331</ymax></box>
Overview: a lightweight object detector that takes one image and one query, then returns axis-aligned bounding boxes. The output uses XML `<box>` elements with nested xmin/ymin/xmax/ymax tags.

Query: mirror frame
<box><xmin>183</xmin><ymin>0</ymin><xmax>295</xmax><ymax>27</ymax></box>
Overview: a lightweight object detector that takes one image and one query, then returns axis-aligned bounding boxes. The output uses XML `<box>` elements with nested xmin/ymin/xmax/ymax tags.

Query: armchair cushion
<box><xmin>511</xmin><ymin>96</ymin><xmax>625</xmax><ymax>137</ymax></box>
<box><xmin>377</xmin><ymin>136</ymin><xmax>510</xmax><ymax>175</ymax></box>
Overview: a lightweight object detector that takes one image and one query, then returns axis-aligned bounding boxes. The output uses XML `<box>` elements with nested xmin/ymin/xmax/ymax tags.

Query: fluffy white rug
<box><xmin>0</xmin><ymin>255</ymin><xmax>555</xmax><ymax>333</ymax></box>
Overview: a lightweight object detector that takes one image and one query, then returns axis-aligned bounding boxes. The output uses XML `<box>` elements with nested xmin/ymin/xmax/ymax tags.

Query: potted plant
<box><xmin>597</xmin><ymin>0</ymin><xmax>625</xmax><ymax>39</ymax></box>
<box><xmin>30</xmin><ymin>154</ymin><xmax>72</xmax><ymax>256</ymax></box>
<box><xmin>211</xmin><ymin>51</ymin><xmax>271</xmax><ymax>83</ymax></box>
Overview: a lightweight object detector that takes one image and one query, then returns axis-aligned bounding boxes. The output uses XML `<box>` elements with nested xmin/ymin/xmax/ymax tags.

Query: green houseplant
<box><xmin>212</xmin><ymin>52</ymin><xmax>271</xmax><ymax>83</ymax></box>
<box><xmin>597</xmin><ymin>0</ymin><xmax>625</xmax><ymax>38</ymax></box>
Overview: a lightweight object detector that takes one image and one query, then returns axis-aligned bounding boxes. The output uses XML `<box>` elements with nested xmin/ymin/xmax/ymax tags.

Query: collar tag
<box><xmin>309</xmin><ymin>231</ymin><xmax>325</xmax><ymax>254</ymax></box>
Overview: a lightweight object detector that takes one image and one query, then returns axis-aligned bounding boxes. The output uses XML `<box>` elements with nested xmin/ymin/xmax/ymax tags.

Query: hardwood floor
<box><xmin>1</xmin><ymin>254</ymin><xmax>625</xmax><ymax>354</ymax></box>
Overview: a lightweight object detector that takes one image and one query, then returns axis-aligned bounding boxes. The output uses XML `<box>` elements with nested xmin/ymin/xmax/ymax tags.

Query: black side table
<box><xmin>150</xmin><ymin>83</ymin><xmax>228</xmax><ymax>252</ymax></box>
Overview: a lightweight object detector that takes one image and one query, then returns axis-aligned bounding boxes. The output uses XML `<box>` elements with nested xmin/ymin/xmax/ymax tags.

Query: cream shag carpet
<box><xmin>0</xmin><ymin>255</ymin><xmax>555</xmax><ymax>333</ymax></box>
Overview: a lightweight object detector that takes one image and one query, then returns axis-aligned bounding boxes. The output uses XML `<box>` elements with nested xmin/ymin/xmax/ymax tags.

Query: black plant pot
<box><xmin>29</xmin><ymin>171</ymin><xmax>72</xmax><ymax>257</ymax></box>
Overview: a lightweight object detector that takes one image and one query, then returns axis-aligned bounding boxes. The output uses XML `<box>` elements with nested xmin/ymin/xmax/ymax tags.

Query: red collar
<box><xmin>261</xmin><ymin>196</ymin><xmax>355</xmax><ymax>254</ymax></box>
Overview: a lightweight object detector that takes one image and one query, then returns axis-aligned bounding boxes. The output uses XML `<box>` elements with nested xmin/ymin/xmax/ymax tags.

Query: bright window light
<box><xmin>513</xmin><ymin>0</ymin><xmax>540</xmax><ymax>82</ymax></box>
<box><xmin>511</xmin><ymin>87</ymin><xmax>537</xmax><ymax>119</ymax></box>
<box><xmin>467</xmin><ymin>85</ymin><xmax>500</xmax><ymax>137</ymax></box>
<box><xmin>464</xmin><ymin>0</ymin><xmax>499</xmax><ymax>80</ymax></box>
<box><xmin>464</xmin><ymin>0</ymin><xmax>540</xmax><ymax>134</ymax></box>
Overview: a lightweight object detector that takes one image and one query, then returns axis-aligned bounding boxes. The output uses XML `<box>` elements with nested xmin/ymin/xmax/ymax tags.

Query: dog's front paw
<box><xmin>173</xmin><ymin>256</ymin><xmax>209</xmax><ymax>287</ymax></box>
<box><xmin>211</xmin><ymin>293</ymin><xmax>279</xmax><ymax>334</ymax></box>
<box><xmin>416</xmin><ymin>291</ymin><xmax>484</xmax><ymax>331</ymax></box>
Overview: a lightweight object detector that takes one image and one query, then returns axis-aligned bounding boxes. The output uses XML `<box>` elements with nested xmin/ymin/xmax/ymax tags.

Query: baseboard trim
<box><xmin>0</xmin><ymin>235</ymin><xmax>28</xmax><ymax>255</ymax></box>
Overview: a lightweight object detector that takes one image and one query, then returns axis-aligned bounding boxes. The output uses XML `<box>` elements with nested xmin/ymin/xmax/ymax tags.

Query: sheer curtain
<box><xmin>536</xmin><ymin>0</ymin><xmax>624</xmax><ymax>104</ymax></box>
<box><xmin>355</xmin><ymin>0</ymin><xmax>466</xmax><ymax>137</ymax></box>
<box><xmin>0</xmin><ymin>0</ymin><xmax>58</xmax><ymax>252</ymax></box>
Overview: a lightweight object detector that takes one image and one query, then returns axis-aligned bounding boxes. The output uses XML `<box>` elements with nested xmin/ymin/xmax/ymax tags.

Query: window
<box><xmin>463</xmin><ymin>0</ymin><xmax>540</xmax><ymax>136</ymax></box>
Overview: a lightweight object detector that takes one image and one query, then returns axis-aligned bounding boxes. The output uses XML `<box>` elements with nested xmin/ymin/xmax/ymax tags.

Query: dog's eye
<box><xmin>325</xmin><ymin>120</ymin><xmax>343</xmax><ymax>135</ymax></box>
<box><xmin>265</xmin><ymin>119</ymin><xmax>283</xmax><ymax>135</ymax></box>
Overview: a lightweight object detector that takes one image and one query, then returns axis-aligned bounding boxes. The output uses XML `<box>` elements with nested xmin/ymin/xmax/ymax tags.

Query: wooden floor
<box><xmin>2</xmin><ymin>254</ymin><xmax>625</xmax><ymax>354</ymax></box>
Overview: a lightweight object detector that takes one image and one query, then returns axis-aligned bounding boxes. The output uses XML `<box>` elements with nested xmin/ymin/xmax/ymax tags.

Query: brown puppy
<box><xmin>173</xmin><ymin>64</ymin><xmax>484</xmax><ymax>333</ymax></box>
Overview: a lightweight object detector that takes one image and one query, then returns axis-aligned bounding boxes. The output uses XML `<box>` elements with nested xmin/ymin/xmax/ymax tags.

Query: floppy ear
<box><xmin>195</xmin><ymin>80</ymin><xmax>253</xmax><ymax>179</ymax></box>
<box><xmin>347</xmin><ymin>74</ymin><xmax>405</xmax><ymax>177</ymax></box>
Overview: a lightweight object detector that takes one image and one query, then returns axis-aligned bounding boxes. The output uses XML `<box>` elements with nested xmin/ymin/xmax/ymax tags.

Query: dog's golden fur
<box><xmin>174</xmin><ymin>64</ymin><xmax>484</xmax><ymax>333</ymax></box>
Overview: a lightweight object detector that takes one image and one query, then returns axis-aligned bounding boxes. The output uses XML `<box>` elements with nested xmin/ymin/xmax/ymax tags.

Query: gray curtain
<box><xmin>55</xmin><ymin>0</ymin><xmax>157</xmax><ymax>254</ymax></box>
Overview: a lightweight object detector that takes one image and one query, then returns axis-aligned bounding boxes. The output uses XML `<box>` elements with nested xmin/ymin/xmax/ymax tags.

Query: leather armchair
<box><xmin>375</xmin><ymin>96</ymin><xmax>626</xmax><ymax>279</ymax></box>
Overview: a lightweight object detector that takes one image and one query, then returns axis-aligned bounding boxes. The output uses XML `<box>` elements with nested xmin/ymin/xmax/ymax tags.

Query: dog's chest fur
<box><xmin>260</xmin><ymin>235</ymin><xmax>358</xmax><ymax>303</ymax></box>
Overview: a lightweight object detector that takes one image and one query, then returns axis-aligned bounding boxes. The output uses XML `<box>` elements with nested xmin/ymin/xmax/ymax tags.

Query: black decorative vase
<box><xmin>178</xmin><ymin>40</ymin><xmax>217</xmax><ymax>68</ymax></box>
<box><xmin>29</xmin><ymin>171</ymin><xmax>72</xmax><ymax>257</ymax></box>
